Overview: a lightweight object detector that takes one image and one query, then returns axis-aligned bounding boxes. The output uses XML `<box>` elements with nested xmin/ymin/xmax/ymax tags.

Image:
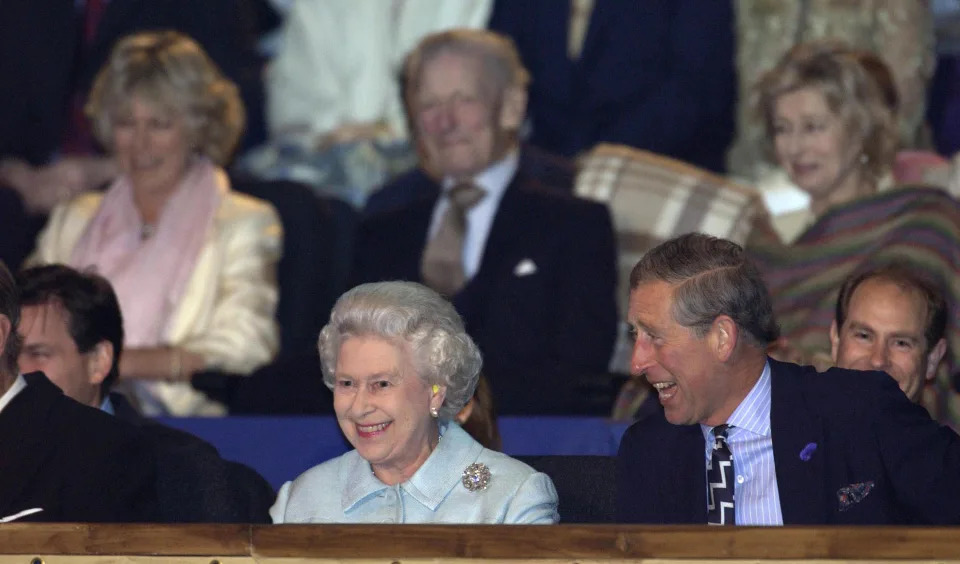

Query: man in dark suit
<box><xmin>16</xmin><ymin>264</ymin><xmax>274</xmax><ymax>523</ymax></box>
<box><xmin>0</xmin><ymin>260</ymin><xmax>157</xmax><ymax>522</ymax></box>
<box><xmin>488</xmin><ymin>0</ymin><xmax>736</xmax><ymax>172</ymax></box>
<box><xmin>355</xmin><ymin>29</ymin><xmax>619</xmax><ymax>415</ymax></box>
<box><xmin>617</xmin><ymin>233</ymin><xmax>960</xmax><ymax>525</ymax></box>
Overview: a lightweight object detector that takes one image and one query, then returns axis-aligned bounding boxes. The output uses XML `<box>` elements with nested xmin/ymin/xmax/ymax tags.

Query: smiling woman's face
<box><xmin>772</xmin><ymin>87</ymin><xmax>862</xmax><ymax>202</ymax></box>
<box><xmin>332</xmin><ymin>336</ymin><xmax>441</xmax><ymax>483</ymax></box>
<box><xmin>112</xmin><ymin>95</ymin><xmax>191</xmax><ymax>196</ymax></box>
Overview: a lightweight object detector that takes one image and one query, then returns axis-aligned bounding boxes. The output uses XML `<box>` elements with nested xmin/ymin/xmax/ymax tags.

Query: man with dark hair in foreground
<box><xmin>0</xmin><ymin>260</ymin><xmax>157</xmax><ymax>522</ymax></box>
<box><xmin>16</xmin><ymin>264</ymin><xmax>275</xmax><ymax>522</ymax></box>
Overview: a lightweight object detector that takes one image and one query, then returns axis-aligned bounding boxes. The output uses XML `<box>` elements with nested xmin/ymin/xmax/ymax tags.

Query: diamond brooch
<box><xmin>461</xmin><ymin>462</ymin><xmax>491</xmax><ymax>492</ymax></box>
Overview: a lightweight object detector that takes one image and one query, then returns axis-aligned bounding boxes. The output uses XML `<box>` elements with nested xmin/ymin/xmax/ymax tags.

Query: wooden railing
<box><xmin>1</xmin><ymin>524</ymin><xmax>960</xmax><ymax>563</ymax></box>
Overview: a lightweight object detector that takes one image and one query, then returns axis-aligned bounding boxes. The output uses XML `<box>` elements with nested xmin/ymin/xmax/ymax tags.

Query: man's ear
<box><xmin>925</xmin><ymin>338</ymin><xmax>948</xmax><ymax>382</ymax></box>
<box><xmin>829</xmin><ymin>320</ymin><xmax>840</xmax><ymax>364</ymax></box>
<box><xmin>710</xmin><ymin>315</ymin><xmax>738</xmax><ymax>362</ymax></box>
<box><xmin>85</xmin><ymin>340</ymin><xmax>113</xmax><ymax>386</ymax></box>
<box><xmin>0</xmin><ymin>315</ymin><xmax>13</xmax><ymax>392</ymax></box>
<box><xmin>0</xmin><ymin>314</ymin><xmax>10</xmax><ymax>353</ymax></box>
<box><xmin>0</xmin><ymin>313</ymin><xmax>11</xmax><ymax>363</ymax></box>
<box><xmin>498</xmin><ymin>86</ymin><xmax>528</xmax><ymax>131</ymax></box>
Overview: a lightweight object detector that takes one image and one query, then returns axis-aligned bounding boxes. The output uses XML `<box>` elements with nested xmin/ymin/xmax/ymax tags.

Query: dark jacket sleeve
<box><xmin>868</xmin><ymin>373</ymin><xmax>960</xmax><ymax>524</ymax></box>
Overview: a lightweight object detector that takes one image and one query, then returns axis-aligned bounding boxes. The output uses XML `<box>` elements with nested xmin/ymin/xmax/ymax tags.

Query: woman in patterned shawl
<box><xmin>746</xmin><ymin>41</ymin><xmax>960</xmax><ymax>427</ymax></box>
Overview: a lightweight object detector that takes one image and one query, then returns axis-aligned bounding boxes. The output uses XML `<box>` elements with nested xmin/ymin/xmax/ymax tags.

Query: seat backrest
<box><xmin>515</xmin><ymin>455</ymin><xmax>616</xmax><ymax>523</ymax></box>
<box><xmin>231</xmin><ymin>178</ymin><xmax>357</xmax><ymax>358</ymax></box>
<box><xmin>576</xmin><ymin>144</ymin><xmax>762</xmax><ymax>372</ymax></box>
<box><xmin>577</xmin><ymin>144</ymin><xmax>761</xmax><ymax>306</ymax></box>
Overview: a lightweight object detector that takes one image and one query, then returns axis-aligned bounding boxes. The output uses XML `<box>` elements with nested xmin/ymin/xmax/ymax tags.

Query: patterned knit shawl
<box><xmin>747</xmin><ymin>187</ymin><xmax>960</xmax><ymax>426</ymax></box>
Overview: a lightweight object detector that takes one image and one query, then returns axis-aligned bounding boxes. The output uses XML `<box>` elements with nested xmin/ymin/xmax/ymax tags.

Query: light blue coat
<box><xmin>270</xmin><ymin>422</ymin><xmax>559</xmax><ymax>523</ymax></box>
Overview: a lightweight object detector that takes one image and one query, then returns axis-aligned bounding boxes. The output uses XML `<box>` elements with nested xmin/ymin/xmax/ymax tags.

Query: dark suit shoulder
<box><xmin>21</xmin><ymin>373</ymin><xmax>141</xmax><ymax>442</ymax></box>
<box><xmin>620</xmin><ymin>407</ymin><xmax>694</xmax><ymax>454</ymax></box>
<box><xmin>768</xmin><ymin>358</ymin><xmax>911</xmax><ymax>421</ymax></box>
<box><xmin>110</xmin><ymin>393</ymin><xmax>220</xmax><ymax>455</ymax></box>
<box><xmin>517</xmin><ymin>144</ymin><xmax>576</xmax><ymax>193</ymax></box>
<box><xmin>10</xmin><ymin>373</ymin><xmax>158</xmax><ymax>522</ymax></box>
<box><xmin>364</xmin><ymin>167</ymin><xmax>440</xmax><ymax>218</ymax></box>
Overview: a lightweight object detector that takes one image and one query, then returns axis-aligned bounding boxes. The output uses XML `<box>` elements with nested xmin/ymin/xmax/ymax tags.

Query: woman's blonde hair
<box><xmin>85</xmin><ymin>30</ymin><xmax>245</xmax><ymax>165</ymax></box>
<box><xmin>753</xmin><ymin>40</ymin><xmax>898</xmax><ymax>182</ymax></box>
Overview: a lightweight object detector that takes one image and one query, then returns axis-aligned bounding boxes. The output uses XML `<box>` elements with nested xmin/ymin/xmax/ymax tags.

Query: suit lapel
<box><xmin>674</xmin><ymin>425</ymin><xmax>708</xmax><ymax>523</ymax></box>
<box><xmin>769</xmin><ymin>359</ymin><xmax>828</xmax><ymax>524</ymax></box>
<box><xmin>453</xmin><ymin>174</ymin><xmax>530</xmax><ymax>314</ymax></box>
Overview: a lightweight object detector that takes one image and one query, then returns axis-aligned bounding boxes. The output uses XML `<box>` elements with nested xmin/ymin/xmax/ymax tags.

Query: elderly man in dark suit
<box><xmin>355</xmin><ymin>29</ymin><xmax>618</xmax><ymax>415</ymax></box>
<box><xmin>0</xmin><ymin>260</ymin><xmax>157</xmax><ymax>522</ymax></box>
<box><xmin>617</xmin><ymin>233</ymin><xmax>960</xmax><ymax>525</ymax></box>
<box><xmin>15</xmin><ymin>264</ymin><xmax>275</xmax><ymax>523</ymax></box>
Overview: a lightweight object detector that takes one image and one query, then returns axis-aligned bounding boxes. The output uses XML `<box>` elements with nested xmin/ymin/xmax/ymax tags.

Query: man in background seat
<box><xmin>355</xmin><ymin>29</ymin><xmax>618</xmax><ymax>414</ymax></box>
<box><xmin>831</xmin><ymin>264</ymin><xmax>949</xmax><ymax>406</ymax></box>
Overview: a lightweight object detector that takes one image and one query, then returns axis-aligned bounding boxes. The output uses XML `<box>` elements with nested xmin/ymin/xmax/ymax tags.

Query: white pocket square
<box><xmin>513</xmin><ymin>259</ymin><xmax>538</xmax><ymax>277</ymax></box>
<box><xmin>0</xmin><ymin>507</ymin><xmax>43</xmax><ymax>522</ymax></box>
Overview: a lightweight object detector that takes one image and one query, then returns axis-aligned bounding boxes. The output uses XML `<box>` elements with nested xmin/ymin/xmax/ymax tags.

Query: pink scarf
<box><xmin>70</xmin><ymin>159</ymin><xmax>226</xmax><ymax>347</ymax></box>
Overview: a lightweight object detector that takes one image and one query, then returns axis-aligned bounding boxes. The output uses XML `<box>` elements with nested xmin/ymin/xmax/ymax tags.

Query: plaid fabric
<box><xmin>575</xmin><ymin>144</ymin><xmax>763</xmax><ymax>383</ymax></box>
<box><xmin>576</xmin><ymin>143</ymin><xmax>761</xmax><ymax>313</ymax></box>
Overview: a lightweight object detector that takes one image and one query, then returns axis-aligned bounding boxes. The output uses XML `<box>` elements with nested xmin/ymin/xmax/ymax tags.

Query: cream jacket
<box><xmin>30</xmin><ymin>191</ymin><xmax>283</xmax><ymax>416</ymax></box>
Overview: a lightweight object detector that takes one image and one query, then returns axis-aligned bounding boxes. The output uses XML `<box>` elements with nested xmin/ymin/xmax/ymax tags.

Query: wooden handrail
<box><xmin>2</xmin><ymin>524</ymin><xmax>960</xmax><ymax>561</ymax></box>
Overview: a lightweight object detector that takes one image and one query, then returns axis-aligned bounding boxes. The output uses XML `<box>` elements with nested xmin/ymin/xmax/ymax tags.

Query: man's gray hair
<box><xmin>403</xmin><ymin>28</ymin><xmax>530</xmax><ymax>106</ymax></box>
<box><xmin>318</xmin><ymin>281</ymin><xmax>482</xmax><ymax>420</ymax></box>
<box><xmin>629</xmin><ymin>233</ymin><xmax>780</xmax><ymax>348</ymax></box>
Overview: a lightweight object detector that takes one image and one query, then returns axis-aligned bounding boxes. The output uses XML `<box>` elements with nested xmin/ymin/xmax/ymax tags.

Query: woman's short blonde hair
<box><xmin>317</xmin><ymin>281</ymin><xmax>483</xmax><ymax>420</ymax></box>
<box><xmin>85</xmin><ymin>30</ymin><xmax>245</xmax><ymax>165</ymax></box>
<box><xmin>753</xmin><ymin>40</ymin><xmax>898</xmax><ymax>182</ymax></box>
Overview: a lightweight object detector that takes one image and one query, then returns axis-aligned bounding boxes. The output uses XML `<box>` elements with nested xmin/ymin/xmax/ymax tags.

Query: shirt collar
<box><xmin>0</xmin><ymin>374</ymin><xmax>27</xmax><ymax>415</ymax></box>
<box><xmin>339</xmin><ymin>420</ymin><xmax>482</xmax><ymax>513</ymax></box>
<box><xmin>700</xmin><ymin>361</ymin><xmax>772</xmax><ymax>439</ymax></box>
<box><xmin>100</xmin><ymin>395</ymin><xmax>115</xmax><ymax>415</ymax></box>
<box><xmin>442</xmin><ymin>149</ymin><xmax>519</xmax><ymax>200</ymax></box>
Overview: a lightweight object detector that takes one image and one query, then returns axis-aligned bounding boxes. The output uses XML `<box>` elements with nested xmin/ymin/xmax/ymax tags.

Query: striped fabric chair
<box><xmin>575</xmin><ymin>143</ymin><xmax>763</xmax><ymax>376</ymax></box>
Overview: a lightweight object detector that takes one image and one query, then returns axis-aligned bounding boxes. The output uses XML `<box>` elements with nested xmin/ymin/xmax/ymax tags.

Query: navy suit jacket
<box><xmin>0</xmin><ymin>373</ymin><xmax>158</xmax><ymax>522</ymax></box>
<box><xmin>355</xmin><ymin>156</ymin><xmax>619</xmax><ymax>414</ymax></box>
<box><xmin>489</xmin><ymin>0</ymin><xmax>736</xmax><ymax>172</ymax></box>
<box><xmin>110</xmin><ymin>393</ymin><xmax>275</xmax><ymax>523</ymax></box>
<box><xmin>617</xmin><ymin>358</ymin><xmax>960</xmax><ymax>524</ymax></box>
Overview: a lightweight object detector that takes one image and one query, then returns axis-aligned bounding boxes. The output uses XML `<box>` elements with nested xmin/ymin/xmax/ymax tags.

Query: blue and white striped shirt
<box><xmin>700</xmin><ymin>362</ymin><xmax>783</xmax><ymax>525</ymax></box>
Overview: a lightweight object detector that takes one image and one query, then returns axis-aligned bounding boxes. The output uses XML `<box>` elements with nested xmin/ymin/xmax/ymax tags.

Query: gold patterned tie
<box><xmin>421</xmin><ymin>182</ymin><xmax>487</xmax><ymax>296</ymax></box>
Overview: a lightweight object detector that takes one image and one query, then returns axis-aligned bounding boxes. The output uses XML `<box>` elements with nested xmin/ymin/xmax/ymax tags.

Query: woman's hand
<box><xmin>119</xmin><ymin>346</ymin><xmax>206</xmax><ymax>383</ymax></box>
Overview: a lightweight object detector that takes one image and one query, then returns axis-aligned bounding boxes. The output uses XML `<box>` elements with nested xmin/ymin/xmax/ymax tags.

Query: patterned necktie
<box><xmin>707</xmin><ymin>424</ymin><xmax>735</xmax><ymax>525</ymax></box>
<box><xmin>420</xmin><ymin>182</ymin><xmax>486</xmax><ymax>296</ymax></box>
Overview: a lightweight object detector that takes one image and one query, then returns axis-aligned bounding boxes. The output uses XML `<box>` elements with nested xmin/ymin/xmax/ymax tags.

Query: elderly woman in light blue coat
<box><xmin>269</xmin><ymin>281</ymin><xmax>559</xmax><ymax>524</ymax></box>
